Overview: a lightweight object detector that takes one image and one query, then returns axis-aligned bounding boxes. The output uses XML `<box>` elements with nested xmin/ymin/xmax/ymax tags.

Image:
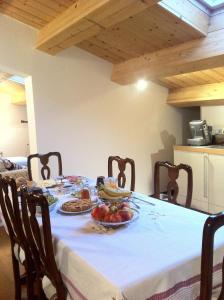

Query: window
<box><xmin>199</xmin><ymin>0</ymin><xmax>224</xmax><ymax>9</ymax></box>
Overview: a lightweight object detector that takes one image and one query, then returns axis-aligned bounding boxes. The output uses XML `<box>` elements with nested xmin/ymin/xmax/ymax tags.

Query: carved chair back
<box><xmin>27</xmin><ymin>152</ymin><xmax>63</xmax><ymax>181</ymax></box>
<box><xmin>0</xmin><ymin>176</ymin><xmax>35</xmax><ymax>299</ymax></box>
<box><xmin>153</xmin><ymin>161</ymin><xmax>193</xmax><ymax>208</ymax></box>
<box><xmin>21</xmin><ymin>193</ymin><xmax>66</xmax><ymax>300</ymax></box>
<box><xmin>108</xmin><ymin>156</ymin><xmax>135</xmax><ymax>191</ymax></box>
<box><xmin>200</xmin><ymin>212</ymin><xmax>224</xmax><ymax>299</ymax></box>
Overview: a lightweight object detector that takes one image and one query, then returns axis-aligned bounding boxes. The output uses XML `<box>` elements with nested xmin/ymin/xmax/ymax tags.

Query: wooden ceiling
<box><xmin>159</xmin><ymin>67</ymin><xmax>224</xmax><ymax>89</ymax></box>
<box><xmin>0</xmin><ymin>0</ymin><xmax>76</xmax><ymax>29</ymax></box>
<box><xmin>0</xmin><ymin>0</ymin><xmax>224</xmax><ymax>104</ymax></box>
<box><xmin>0</xmin><ymin>72</ymin><xmax>11</xmax><ymax>83</ymax></box>
<box><xmin>77</xmin><ymin>5</ymin><xmax>203</xmax><ymax>63</ymax></box>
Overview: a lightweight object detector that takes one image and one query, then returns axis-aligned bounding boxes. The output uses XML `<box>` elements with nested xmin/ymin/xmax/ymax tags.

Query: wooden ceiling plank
<box><xmin>58</xmin><ymin>24</ymin><xmax>101</xmax><ymax>49</ymax></box>
<box><xmin>167</xmin><ymin>82</ymin><xmax>224</xmax><ymax>107</ymax></box>
<box><xmin>120</xmin><ymin>8</ymin><xmax>190</xmax><ymax>49</ymax></box>
<box><xmin>111</xmin><ymin>28</ymin><xmax>224</xmax><ymax>85</ymax></box>
<box><xmin>159</xmin><ymin>0</ymin><xmax>209</xmax><ymax>36</ymax></box>
<box><xmin>94</xmin><ymin>25</ymin><xmax>156</xmax><ymax>58</ymax></box>
<box><xmin>150</xmin><ymin>5</ymin><xmax>203</xmax><ymax>41</ymax></box>
<box><xmin>88</xmin><ymin>0</ymin><xmax>159</xmax><ymax>28</ymax></box>
<box><xmin>84</xmin><ymin>36</ymin><xmax>134</xmax><ymax>60</ymax></box>
<box><xmin>0</xmin><ymin>72</ymin><xmax>12</xmax><ymax>83</ymax></box>
<box><xmin>37</xmin><ymin>18</ymin><xmax>100</xmax><ymax>52</ymax></box>
<box><xmin>36</xmin><ymin>0</ymin><xmax>73</xmax><ymax>13</ymax></box>
<box><xmin>2</xmin><ymin>0</ymin><xmax>54</xmax><ymax>23</ymax></box>
<box><xmin>0</xmin><ymin>5</ymin><xmax>45</xmax><ymax>28</ymax></box>
<box><xmin>36</xmin><ymin>0</ymin><xmax>111</xmax><ymax>47</ymax></box>
<box><xmin>77</xmin><ymin>39</ymin><xmax>124</xmax><ymax>63</ymax></box>
<box><xmin>36</xmin><ymin>0</ymin><xmax>160</xmax><ymax>54</ymax></box>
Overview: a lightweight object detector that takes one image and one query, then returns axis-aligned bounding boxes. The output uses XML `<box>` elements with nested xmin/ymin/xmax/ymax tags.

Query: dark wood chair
<box><xmin>108</xmin><ymin>156</ymin><xmax>135</xmax><ymax>191</ymax></box>
<box><xmin>200</xmin><ymin>212</ymin><xmax>224</xmax><ymax>299</ymax></box>
<box><xmin>0</xmin><ymin>176</ymin><xmax>36</xmax><ymax>300</ymax></box>
<box><xmin>20</xmin><ymin>192</ymin><xmax>66</xmax><ymax>300</ymax></box>
<box><xmin>153</xmin><ymin>161</ymin><xmax>193</xmax><ymax>208</ymax></box>
<box><xmin>27</xmin><ymin>152</ymin><xmax>63</xmax><ymax>181</ymax></box>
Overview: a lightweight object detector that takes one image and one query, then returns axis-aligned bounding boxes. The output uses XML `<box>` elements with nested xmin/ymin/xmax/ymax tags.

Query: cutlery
<box><xmin>129</xmin><ymin>200</ymin><xmax>140</xmax><ymax>209</ymax></box>
<box><xmin>131</xmin><ymin>196</ymin><xmax>155</xmax><ymax>206</ymax></box>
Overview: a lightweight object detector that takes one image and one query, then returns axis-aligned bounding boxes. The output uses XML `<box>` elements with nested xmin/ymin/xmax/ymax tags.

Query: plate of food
<box><xmin>58</xmin><ymin>198</ymin><xmax>94</xmax><ymax>215</ymax></box>
<box><xmin>36</xmin><ymin>194</ymin><xmax>58</xmax><ymax>214</ymax></box>
<box><xmin>91</xmin><ymin>202</ymin><xmax>139</xmax><ymax>227</ymax></box>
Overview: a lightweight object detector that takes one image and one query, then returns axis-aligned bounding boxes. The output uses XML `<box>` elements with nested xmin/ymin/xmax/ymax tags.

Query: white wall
<box><xmin>0</xmin><ymin>14</ymin><xmax>189</xmax><ymax>194</ymax></box>
<box><xmin>201</xmin><ymin>106</ymin><xmax>224</xmax><ymax>132</ymax></box>
<box><xmin>0</xmin><ymin>93</ymin><xmax>29</xmax><ymax>156</ymax></box>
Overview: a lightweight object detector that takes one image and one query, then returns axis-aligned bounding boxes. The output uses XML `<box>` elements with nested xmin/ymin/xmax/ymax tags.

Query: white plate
<box><xmin>57</xmin><ymin>198</ymin><xmax>98</xmax><ymax>215</ymax></box>
<box><xmin>93</xmin><ymin>208</ymin><xmax>139</xmax><ymax>227</ymax></box>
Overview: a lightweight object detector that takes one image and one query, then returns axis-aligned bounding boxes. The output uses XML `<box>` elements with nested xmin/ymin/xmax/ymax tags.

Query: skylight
<box><xmin>199</xmin><ymin>0</ymin><xmax>224</xmax><ymax>9</ymax></box>
<box><xmin>9</xmin><ymin>75</ymin><xmax>25</xmax><ymax>85</ymax></box>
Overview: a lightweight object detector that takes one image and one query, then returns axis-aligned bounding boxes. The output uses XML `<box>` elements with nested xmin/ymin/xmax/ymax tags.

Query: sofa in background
<box><xmin>0</xmin><ymin>156</ymin><xmax>28</xmax><ymax>181</ymax></box>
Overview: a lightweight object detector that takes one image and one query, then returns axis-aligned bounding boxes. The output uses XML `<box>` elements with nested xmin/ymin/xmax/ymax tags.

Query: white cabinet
<box><xmin>174</xmin><ymin>150</ymin><xmax>209</xmax><ymax>212</ymax></box>
<box><xmin>174</xmin><ymin>150</ymin><xmax>224</xmax><ymax>213</ymax></box>
<box><xmin>208</xmin><ymin>154</ymin><xmax>224</xmax><ymax>213</ymax></box>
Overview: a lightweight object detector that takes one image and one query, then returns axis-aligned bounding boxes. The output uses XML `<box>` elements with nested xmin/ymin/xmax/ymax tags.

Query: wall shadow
<box><xmin>150</xmin><ymin>130</ymin><xmax>176</xmax><ymax>193</ymax></box>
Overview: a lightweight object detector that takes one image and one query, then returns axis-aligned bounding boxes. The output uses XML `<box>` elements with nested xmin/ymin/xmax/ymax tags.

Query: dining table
<box><xmin>42</xmin><ymin>182</ymin><xmax>224</xmax><ymax>300</ymax></box>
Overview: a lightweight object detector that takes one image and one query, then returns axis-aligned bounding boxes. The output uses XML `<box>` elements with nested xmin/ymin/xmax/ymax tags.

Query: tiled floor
<box><xmin>0</xmin><ymin>226</ymin><xmax>15</xmax><ymax>299</ymax></box>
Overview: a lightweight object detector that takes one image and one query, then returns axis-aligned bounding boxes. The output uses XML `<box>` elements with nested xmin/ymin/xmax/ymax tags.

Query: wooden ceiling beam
<box><xmin>111</xmin><ymin>26</ymin><xmax>224</xmax><ymax>85</ymax></box>
<box><xmin>167</xmin><ymin>82</ymin><xmax>224</xmax><ymax>107</ymax></box>
<box><xmin>36</xmin><ymin>0</ymin><xmax>160</xmax><ymax>55</ymax></box>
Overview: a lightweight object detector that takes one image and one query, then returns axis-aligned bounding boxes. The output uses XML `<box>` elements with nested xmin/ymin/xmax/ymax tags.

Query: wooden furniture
<box><xmin>174</xmin><ymin>147</ymin><xmax>224</xmax><ymax>213</ymax></box>
<box><xmin>108</xmin><ymin>156</ymin><xmax>135</xmax><ymax>191</ymax></box>
<box><xmin>0</xmin><ymin>176</ymin><xmax>35</xmax><ymax>300</ymax></box>
<box><xmin>21</xmin><ymin>193</ymin><xmax>66</xmax><ymax>300</ymax></box>
<box><xmin>200</xmin><ymin>212</ymin><xmax>224</xmax><ymax>299</ymax></box>
<box><xmin>153</xmin><ymin>161</ymin><xmax>193</xmax><ymax>208</ymax></box>
<box><xmin>27</xmin><ymin>152</ymin><xmax>62</xmax><ymax>181</ymax></box>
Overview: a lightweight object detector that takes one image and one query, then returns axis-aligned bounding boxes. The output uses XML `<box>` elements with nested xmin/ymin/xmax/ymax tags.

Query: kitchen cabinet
<box><xmin>174</xmin><ymin>150</ymin><xmax>224</xmax><ymax>213</ymax></box>
<box><xmin>208</xmin><ymin>154</ymin><xmax>224</xmax><ymax>213</ymax></box>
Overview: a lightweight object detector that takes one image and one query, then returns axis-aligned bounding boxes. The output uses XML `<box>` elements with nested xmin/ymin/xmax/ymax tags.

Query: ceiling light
<box><xmin>136</xmin><ymin>79</ymin><xmax>148</xmax><ymax>91</ymax></box>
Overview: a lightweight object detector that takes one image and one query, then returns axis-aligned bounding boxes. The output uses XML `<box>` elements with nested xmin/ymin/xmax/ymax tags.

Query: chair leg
<box><xmin>26</xmin><ymin>272</ymin><xmax>39</xmax><ymax>300</ymax></box>
<box><xmin>12</xmin><ymin>255</ymin><xmax>22</xmax><ymax>300</ymax></box>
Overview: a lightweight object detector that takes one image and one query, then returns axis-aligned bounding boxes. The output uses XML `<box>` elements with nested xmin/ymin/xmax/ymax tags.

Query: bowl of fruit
<box><xmin>97</xmin><ymin>184</ymin><xmax>132</xmax><ymax>203</ymax></box>
<box><xmin>91</xmin><ymin>202</ymin><xmax>139</xmax><ymax>227</ymax></box>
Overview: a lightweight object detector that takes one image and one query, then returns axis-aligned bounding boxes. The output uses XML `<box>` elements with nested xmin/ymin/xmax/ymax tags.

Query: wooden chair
<box><xmin>108</xmin><ymin>156</ymin><xmax>135</xmax><ymax>191</ymax></box>
<box><xmin>27</xmin><ymin>152</ymin><xmax>63</xmax><ymax>181</ymax></box>
<box><xmin>0</xmin><ymin>176</ymin><xmax>36</xmax><ymax>300</ymax></box>
<box><xmin>200</xmin><ymin>212</ymin><xmax>224</xmax><ymax>300</ymax></box>
<box><xmin>20</xmin><ymin>192</ymin><xmax>66</xmax><ymax>300</ymax></box>
<box><xmin>153</xmin><ymin>161</ymin><xmax>193</xmax><ymax>208</ymax></box>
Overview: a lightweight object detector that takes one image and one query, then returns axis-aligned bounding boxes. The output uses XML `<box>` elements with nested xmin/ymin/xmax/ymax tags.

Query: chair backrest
<box><xmin>200</xmin><ymin>212</ymin><xmax>224</xmax><ymax>300</ymax></box>
<box><xmin>153</xmin><ymin>161</ymin><xmax>193</xmax><ymax>208</ymax></box>
<box><xmin>0</xmin><ymin>176</ymin><xmax>31</xmax><ymax>253</ymax></box>
<box><xmin>27</xmin><ymin>152</ymin><xmax>63</xmax><ymax>181</ymax></box>
<box><xmin>108</xmin><ymin>156</ymin><xmax>135</xmax><ymax>191</ymax></box>
<box><xmin>0</xmin><ymin>177</ymin><xmax>34</xmax><ymax>288</ymax></box>
<box><xmin>21</xmin><ymin>192</ymin><xmax>66</xmax><ymax>299</ymax></box>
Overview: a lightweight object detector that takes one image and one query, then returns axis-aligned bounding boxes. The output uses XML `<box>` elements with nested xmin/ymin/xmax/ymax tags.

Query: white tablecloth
<box><xmin>48</xmin><ymin>194</ymin><xmax>224</xmax><ymax>300</ymax></box>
